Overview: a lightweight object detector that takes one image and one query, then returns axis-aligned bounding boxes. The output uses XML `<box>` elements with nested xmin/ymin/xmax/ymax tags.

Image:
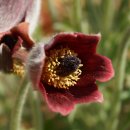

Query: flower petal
<box><xmin>69</xmin><ymin>83</ymin><xmax>103</xmax><ymax>103</ymax></box>
<box><xmin>11</xmin><ymin>22</ymin><xmax>34</xmax><ymax>50</ymax></box>
<box><xmin>39</xmin><ymin>83</ymin><xmax>75</xmax><ymax>116</ymax></box>
<box><xmin>27</xmin><ymin>44</ymin><xmax>45</xmax><ymax>89</ymax></box>
<box><xmin>0</xmin><ymin>44</ymin><xmax>13</xmax><ymax>72</ymax></box>
<box><xmin>0</xmin><ymin>0</ymin><xmax>31</xmax><ymax>32</ymax></box>
<box><xmin>84</xmin><ymin>54</ymin><xmax>114</xmax><ymax>82</ymax></box>
<box><xmin>12</xmin><ymin>49</ymin><xmax>28</xmax><ymax>63</ymax></box>
<box><xmin>25</xmin><ymin>0</ymin><xmax>41</xmax><ymax>34</ymax></box>
<box><xmin>45</xmin><ymin>33</ymin><xmax>101</xmax><ymax>56</ymax></box>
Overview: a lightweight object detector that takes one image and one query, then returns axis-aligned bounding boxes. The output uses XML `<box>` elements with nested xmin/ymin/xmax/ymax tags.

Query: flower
<box><xmin>27</xmin><ymin>32</ymin><xmax>114</xmax><ymax>115</ymax></box>
<box><xmin>0</xmin><ymin>0</ymin><xmax>40</xmax><ymax>75</ymax></box>
<box><xmin>0</xmin><ymin>0</ymin><xmax>40</xmax><ymax>33</ymax></box>
<box><xmin>0</xmin><ymin>22</ymin><xmax>34</xmax><ymax>76</ymax></box>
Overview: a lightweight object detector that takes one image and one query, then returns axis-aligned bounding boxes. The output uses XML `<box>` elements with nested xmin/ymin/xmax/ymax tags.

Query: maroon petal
<box><xmin>0</xmin><ymin>0</ymin><xmax>31</xmax><ymax>32</ymax></box>
<box><xmin>69</xmin><ymin>83</ymin><xmax>103</xmax><ymax>103</ymax></box>
<box><xmin>12</xmin><ymin>37</ymin><xmax>23</xmax><ymax>54</ymax></box>
<box><xmin>11</xmin><ymin>22</ymin><xmax>34</xmax><ymax>50</ymax></box>
<box><xmin>45</xmin><ymin>33</ymin><xmax>101</xmax><ymax>56</ymax></box>
<box><xmin>39</xmin><ymin>83</ymin><xmax>75</xmax><ymax>116</ymax></box>
<box><xmin>27</xmin><ymin>44</ymin><xmax>45</xmax><ymax>89</ymax></box>
<box><xmin>0</xmin><ymin>31</ymin><xmax>24</xmax><ymax>55</ymax></box>
<box><xmin>12</xmin><ymin>49</ymin><xmax>29</xmax><ymax>63</ymax></box>
<box><xmin>0</xmin><ymin>44</ymin><xmax>13</xmax><ymax>72</ymax></box>
<box><xmin>84</xmin><ymin>54</ymin><xmax>114</xmax><ymax>82</ymax></box>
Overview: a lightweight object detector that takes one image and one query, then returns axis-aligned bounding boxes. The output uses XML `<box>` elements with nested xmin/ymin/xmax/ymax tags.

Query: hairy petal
<box><xmin>85</xmin><ymin>54</ymin><xmax>114</xmax><ymax>82</ymax></box>
<box><xmin>11</xmin><ymin>22</ymin><xmax>34</xmax><ymax>49</ymax></box>
<box><xmin>0</xmin><ymin>0</ymin><xmax>30</xmax><ymax>32</ymax></box>
<box><xmin>25</xmin><ymin>0</ymin><xmax>41</xmax><ymax>34</ymax></box>
<box><xmin>39</xmin><ymin>83</ymin><xmax>75</xmax><ymax>116</ymax></box>
<box><xmin>0</xmin><ymin>44</ymin><xmax>13</xmax><ymax>72</ymax></box>
<box><xmin>69</xmin><ymin>83</ymin><xmax>103</xmax><ymax>103</ymax></box>
<box><xmin>12</xmin><ymin>49</ymin><xmax>29</xmax><ymax>63</ymax></box>
<box><xmin>45</xmin><ymin>33</ymin><xmax>101</xmax><ymax>57</ymax></box>
<box><xmin>27</xmin><ymin>44</ymin><xmax>45</xmax><ymax>89</ymax></box>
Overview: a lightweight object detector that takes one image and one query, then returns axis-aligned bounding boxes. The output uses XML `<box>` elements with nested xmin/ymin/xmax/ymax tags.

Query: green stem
<box><xmin>106</xmin><ymin>28</ymin><xmax>130</xmax><ymax>130</ymax></box>
<box><xmin>10</xmin><ymin>76</ymin><xmax>30</xmax><ymax>130</ymax></box>
<box><xmin>29</xmin><ymin>88</ymin><xmax>44</xmax><ymax>130</ymax></box>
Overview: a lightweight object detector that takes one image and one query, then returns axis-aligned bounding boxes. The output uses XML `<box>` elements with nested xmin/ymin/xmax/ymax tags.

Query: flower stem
<box><xmin>29</xmin><ymin>88</ymin><xmax>44</xmax><ymax>130</ymax></box>
<box><xmin>106</xmin><ymin>28</ymin><xmax>130</xmax><ymax>130</ymax></box>
<box><xmin>10</xmin><ymin>76</ymin><xmax>30</xmax><ymax>130</ymax></box>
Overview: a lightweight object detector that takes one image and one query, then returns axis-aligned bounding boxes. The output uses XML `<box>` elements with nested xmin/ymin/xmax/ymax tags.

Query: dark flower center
<box><xmin>42</xmin><ymin>48</ymin><xmax>83</xmax><ymax>89</ymax></box>
<box><xmin>0</xmin><ymin>34</ymin><xmax>18</xmax><ymax>50</ymax></box>
<box><xmin>56</xmin><ymin>56</ymin><xmax>81</xmax><ymax>77</ymax></box>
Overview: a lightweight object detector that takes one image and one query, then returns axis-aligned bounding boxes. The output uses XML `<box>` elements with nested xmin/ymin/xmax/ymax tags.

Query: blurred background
<box><xmin>0</xmin><ymin>0</ymin><xmax>130</xmax><ymax>130</ymax></box>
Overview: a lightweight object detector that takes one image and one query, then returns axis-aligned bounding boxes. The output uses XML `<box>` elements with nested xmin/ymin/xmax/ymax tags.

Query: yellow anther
<box><xmin>13</xmin><ymin>60</ymin><xmax>25</xmax><ymax>77</ymax></box>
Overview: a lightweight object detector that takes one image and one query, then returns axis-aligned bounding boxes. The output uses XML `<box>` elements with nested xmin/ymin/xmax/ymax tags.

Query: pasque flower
<box><xmin>0</xmin><ymin>22</ymin><xmax>34</xmax><ymax>76</ymax></box>
<box><xmin>0</xmin><ymin>0</ymin><xmax>40</xmax><ymax>75</ymax></box>
<box><xmin>27</xmin><ymin>32</ymin><xmax>114</xmax><ymax>115</ymax></box>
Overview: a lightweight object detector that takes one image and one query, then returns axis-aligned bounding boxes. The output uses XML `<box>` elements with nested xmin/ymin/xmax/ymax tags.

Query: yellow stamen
<box><xmin>13</xmin><ymin>60</ymin><xmax>25</xmax><ymax>77</ymax></box>
<box><xmin>42</xmin><ymin>48</ymin><xmax>83</xmax><ymax>89</ymax></box>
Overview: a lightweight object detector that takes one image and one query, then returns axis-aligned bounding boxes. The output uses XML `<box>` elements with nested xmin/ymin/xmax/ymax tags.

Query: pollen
<box><xmin>42</xmin><ymin>48</ymin><xmax>83</xmax><ymax>89</ymax></box>
<box><xmin>13</xmin><ymin>59</ymin><xmax>25</xmax><ymax>77</ymax></box>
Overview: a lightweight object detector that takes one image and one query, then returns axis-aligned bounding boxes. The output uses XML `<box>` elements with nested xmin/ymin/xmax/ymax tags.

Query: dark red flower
<box><xmin>0</xmin><ymin>22</ymin><xmax>34</xmax><ymax>75</ymax></box>
<box><xmin>27</xmin><ymin>32</ymin><xmax>114</xmax><ymax>115</ymax></box>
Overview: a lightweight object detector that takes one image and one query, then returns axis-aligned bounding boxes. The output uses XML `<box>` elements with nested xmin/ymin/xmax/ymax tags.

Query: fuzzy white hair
<box><xmin>0</xmin><ymin>0</ymin><xmax>41</xmax><ymax>33</ymax></box>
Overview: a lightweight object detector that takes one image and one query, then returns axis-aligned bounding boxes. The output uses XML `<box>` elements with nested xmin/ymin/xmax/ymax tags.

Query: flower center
<box><xmin>42</xmin><ymin>48</ymin><xmax>83</xmax><ymax>89</ymax></box>
<box><xmin>56</xmin><ymin>56</ymin><xmax>81</xmax><ymax>77</ymax></box>
<box><xmin>0</xmin><ymin>34</ymin><xmax>18</xmax><ymax>50</ymax></box>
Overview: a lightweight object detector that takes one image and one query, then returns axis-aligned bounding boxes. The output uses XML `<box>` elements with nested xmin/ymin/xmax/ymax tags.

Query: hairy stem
<box><xmin>10</xmin><ymin>76</ymin><xmax>30</xmax><ymax>130</ymax></box>
<box><xmin>29</xmin><ymin>88</ymin><xmax>44</xmax><ymax>130</ymax></box>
